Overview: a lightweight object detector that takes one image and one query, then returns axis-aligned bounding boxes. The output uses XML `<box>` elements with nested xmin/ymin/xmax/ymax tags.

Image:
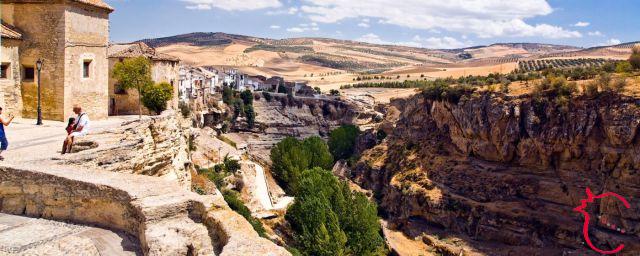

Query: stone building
<box><xmin>0</xmin><ymin>23</ymin><xmax>23</xmax><ymax>117</ymax></box>
<box><xmin>107</xmin><ymin>42</ymin><xmax>180</xmax><ymax>115</ymax></box>
<box><xmin>1</xmin><ymin>0</ymin><xmax>114</xmax><ymax>121</ymax></box>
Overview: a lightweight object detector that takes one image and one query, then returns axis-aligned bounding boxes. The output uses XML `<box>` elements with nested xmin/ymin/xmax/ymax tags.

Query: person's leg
<box><xmin>66</xmin><ymin>135</ymin><xmax>75</xmax><ymax>153</ymax></box>
<box><xmin>64</xmin><ymin>135</ymin><xmax>73</xmax><ymax>154</ymax></box>
<box><xmin>0</xmin><ymin>136</ymin><xmax>8</xmax><ymax>160</ymax></box>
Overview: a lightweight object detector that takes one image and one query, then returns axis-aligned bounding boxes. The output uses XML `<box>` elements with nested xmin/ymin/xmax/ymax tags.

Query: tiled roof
<box><xmin>2</xmin><ymin>0</ymin><xmax>113</xmax><ymax>12</ymax></box>
<box><xmin>71</xmin><ymin>0</ymin><xmax>114</xmax><ymax>12</ymax></box>
<box><xmin>108</xmin><ymin>42</ymin><xmax>180</xmax><ymax>62</ymax></box>
<box><xmin>0</xmin><ymin>22</ymin><xmax>22</xmax><ymax>40</ymax></box>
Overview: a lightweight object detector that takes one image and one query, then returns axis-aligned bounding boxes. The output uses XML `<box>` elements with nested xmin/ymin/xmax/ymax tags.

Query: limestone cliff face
<box><xmin>252</xmin><ymin>94</ymin><xmax>380</xmax><ymax>137</ymax></box>
<box><xmin>63</xmin><ymin>111</ymin><xmax>192</xmax><ymax>189</ymax></box>
<box><xmin>352</xmin><ymin>92</ymin><xmax>640</xmax><ymax>255</ymax></box>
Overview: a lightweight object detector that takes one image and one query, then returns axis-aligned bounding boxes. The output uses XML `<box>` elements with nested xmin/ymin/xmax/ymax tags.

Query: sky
<box><xmin>105</xmin><ymin>0</ymin><xmax>640</xmax><ymax>49</ymax></box>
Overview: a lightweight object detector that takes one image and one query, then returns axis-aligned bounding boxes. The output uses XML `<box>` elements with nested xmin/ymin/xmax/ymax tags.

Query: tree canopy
<box><xmin>328</xmin><ymin>125</ymin><xmax>360</xmax><ymax>160</ymax></box>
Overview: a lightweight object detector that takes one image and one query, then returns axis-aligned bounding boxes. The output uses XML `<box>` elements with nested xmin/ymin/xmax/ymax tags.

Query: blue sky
<box><xmin>106</xmin><ymin>0</ymin><xmax>639</xmax><ymax>49</ymax></box>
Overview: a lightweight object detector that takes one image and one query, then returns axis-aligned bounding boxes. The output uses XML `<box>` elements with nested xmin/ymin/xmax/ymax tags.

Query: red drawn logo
<box><xmin>573</xmin><ymin>187</ymin><xmax>631</xmax><ymax>255</ymax></box>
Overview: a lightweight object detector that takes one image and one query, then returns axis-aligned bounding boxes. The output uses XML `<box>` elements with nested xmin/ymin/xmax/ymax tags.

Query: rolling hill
<box><xmin>137</xmin><ymin>32</ymin><xmax>637</xmax><ymax>88</ymax></box>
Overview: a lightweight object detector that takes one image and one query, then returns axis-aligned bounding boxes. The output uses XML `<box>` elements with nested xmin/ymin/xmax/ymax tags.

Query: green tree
<box><xmin>240</xmin><ymin>89</ymin><xmax>254</xmax><ymax>105</ymax></box>
<box><xmin>223</xmin><ymin>86</ymin><xmax>234</xmax><ymax>105</ymax></box>
<box><xmin>328</xmin><ymin>125</ymin><xmax>360</xmax><ymax>160</ymax></box>
<box><xmin>111</xmin><ymin>56</ymin><xmax>153</xmax><ymax>119</ymax></box>
<box><xmin>303</xmin><ymin>137</ymin><xmax>334</xmax><ymax>170</ymax></box>
<box><xmin>286</xmin><ymin>168</ymin><xmax>385</xmax><ymax>256</ymax></box>
<box><xmin>223</xmin><ymin>154</ymin><xmax>240</xmax><ymax>173</ymax></box>
<box><xmin>270</xmin><ymin>137</ymin><xmax>311</xmax><ymax>193</ymax></box>
<box><xmin>630</xmin><ymin>46</ymin><xmax>640</xmax><ymax>70</ymax></box>
<box><xmin>222</xmin><ymin>190</ymin><xmax>266</xmax><ymax>237</ymax></box>
<box><xmin>244</xmin><ymin>104</ymin><xmax>256</xmax><ymax>129</ymax></box>
<box><xmin>141</xmin><ymin>82</ymin><xmax>174</xmax><ymax>115</ymax></box>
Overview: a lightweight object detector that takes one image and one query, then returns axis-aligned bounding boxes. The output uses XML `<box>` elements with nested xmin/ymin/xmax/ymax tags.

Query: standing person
<box><xmin>0</xmin><ymin>107</ymin><xmax>15</xmax><ymax>160</ymax></box>
<box><xmin>62</xmin><ymin>105</ymin><xmax>90</xmax><ymax>154</ymax></box>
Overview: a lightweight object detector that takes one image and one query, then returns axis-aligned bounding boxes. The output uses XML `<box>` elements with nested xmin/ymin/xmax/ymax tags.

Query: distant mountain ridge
<box><xmin>137</xmin><ymin>32</ymin><xmax>594</xmax><ymax>52</ymax></box>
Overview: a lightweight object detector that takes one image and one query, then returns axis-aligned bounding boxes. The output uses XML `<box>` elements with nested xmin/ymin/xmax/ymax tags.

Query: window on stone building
<box><xmin>83</xmin><ymin>60</ymin><xmax>92</xmax><ymax>78</ymax></box>
<box><xmin>0</xmin><ymin>64</ymin><xmax>9</xmax><ymax>79</ymax></box>
<box><xmin>23</xmin><ymin>66</ymin><xmax>35</xmax><ymax>81</ymax></box>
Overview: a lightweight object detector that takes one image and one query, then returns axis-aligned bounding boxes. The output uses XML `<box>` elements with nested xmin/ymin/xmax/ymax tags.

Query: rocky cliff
<box><xmin>252</xmin><ymin>93</ymin><xmax>380</xmax><ymax>138</ymax></box>
<box><xmin>61</xmin><ymin>111</ymin><xmax>193</xmax><ymax>189</ymax></box>
<box><xmin>351</xmin><ymin>92</ymin><xmax>640</xmax><ymax>255</ymax></box>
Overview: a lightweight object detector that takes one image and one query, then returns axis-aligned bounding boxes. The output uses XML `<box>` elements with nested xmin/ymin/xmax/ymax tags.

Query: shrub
<box><xmin>221</xmin><ymin>154</ymin><xmax>240</xmax><ymax>173</ymax></box>
<box><xmin>616</xmin><ymin>61</ymin><xmax>633</xmax><ymax>73</ymax></box>
<box><xmin>329</xmin><ymin>89</ymin><xmax>341</xmax><ymax>96</ymax></box>
<box><xmin>222</xmin><ymin>190</ymin><xmax>266</xmax><ymax>237</ymax></box>
<box><xmin>328</xmin><ymin>125</ymin><xmax>360</xmax><ymax>161</ymax></box>
<box><xmin>178</xmin><ymin>101</ymin><xmax>191</xmax><ymax>118</ymax></box>
<box><xmin>240</xmin><ymin>89</ymin><xmax>253</xmax><ymax>105</ymax></box>
<box><xmin>262</xmin><ymin>91</ymin><xmax>272</xmax><ymax>102</ymax></box>
<box><xmin>141</xmin><ymin>82</ymin><xmax>173</xmax><ymax>115</ymax></box>
<box><xmin>630</xmin><ymin>46</ymin><xmax>640</xmax><ymax>70</ymax></box>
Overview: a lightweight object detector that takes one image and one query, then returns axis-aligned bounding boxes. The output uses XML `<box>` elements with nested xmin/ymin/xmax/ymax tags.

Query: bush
<box><xmin>328</xmin><ymin>125</ymin><xmax>360</xmax><ymax>161</ymax></box>
<box><xmin>329</xmin><ymin>89</ymin><xmax>341</xmax><ymax>96</ymax></box>
<box><xmin>141</xmin><ymin>82</ymin><xmax>174</xmax><ymax>115</ymax></box>
<box><xmin>222</xmin><ymin>154</ymin><xmax>240</xmax><ymax>173</ymax></box>
<box><xmin>630</xmin><ymin>46</ymin><xmax>640</xmax><ymax>70</ymax></box>
<box><xmin>222</xmin><ymin>190</ymin><xmax>266</xmax><ymax>237</ymax></box>
<box><xmin>582</xmin><ymin>81</ymin><xmax>599</xmax><ymax>98</ymax></box>
<box><xmin>262</xmin><ymin>91</ymin><xmax>272</xmax><ymax>102</ymax></box>
<box><xmin>616</xmin><ymin>61</ymin><xmax>633</xmax><ymax>73</ymax></box>
<box><xmin>178</xmin><ymin>101</ymin><xmax>191</xmax><ymax>118</ymax></box>
<box><xmin>223</xmin><ymin>86</ymin><xmax>234</xmax><ymax>105</ymax></box>
<box><xmin>241</xmin><ymin>89</ymin><xmax>253</xmax><ymax>105</ymax></box>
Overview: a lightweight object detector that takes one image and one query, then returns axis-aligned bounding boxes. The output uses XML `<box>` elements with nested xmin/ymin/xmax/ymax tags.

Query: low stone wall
<box><xmin>0</xmin><ymin>164</ymin><xmax>290</xmax><ymax>256</ymax></box>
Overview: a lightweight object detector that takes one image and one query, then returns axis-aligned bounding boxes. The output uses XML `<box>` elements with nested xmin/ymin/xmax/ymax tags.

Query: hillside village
<box><xmin>1</xmin><ymin>1</ymin><xmax>640</xmax><ymax>256</ymax></box>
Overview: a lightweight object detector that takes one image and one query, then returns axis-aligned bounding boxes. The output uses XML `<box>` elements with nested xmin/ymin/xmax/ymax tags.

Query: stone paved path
<box><xmin>0</xmin><ymin>213</ymin><xmax>140</xmax><ymax>256</ymax></box>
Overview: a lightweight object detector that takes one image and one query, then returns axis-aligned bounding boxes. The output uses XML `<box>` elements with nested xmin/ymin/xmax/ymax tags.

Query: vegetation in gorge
<box><xmin>270</xmin><ymin>127</ymin><xmax>386</xmax><ymax>256</ymax></box>
<box><xmin>328</xmin><ymin>125</ymin><xmax>361</xmax><ymax>161</ymax></box>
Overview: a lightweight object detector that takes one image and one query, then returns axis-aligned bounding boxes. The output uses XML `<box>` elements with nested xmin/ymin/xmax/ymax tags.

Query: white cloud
<box><xmin>299</xmin><ymin>0</ymin><xmax>581</xmax><ymax>39</ymax></box>
<box><xmin>601</xmin><ymin>38</ymin><xmax>622</xmax><ymax>46</ymax></box>
<box><xmin>287</xmin><ymin>27</ymin><xmax>305</xmax><ymax>33</ymax></box>
<box><xmin>182</xmin><ymin>0</ymin><xmax>281</xmax><ymax>11</ymax></box>
<box><xmin>573</xmin><ymin>21</ymin><xmax>590</xmax><ymax>27</ymax></box>
<box><xmin>270</xmin><ymin>25</ymin><xmax>281</xmax><ymax>29</ymax></box>
<box><xmin>287</xmin><ymin>23</ymin><xmax>320</xmax><ymax>33</ymax></box>
<box><xmin>355</xmin><ymin>33</ymin><xmax>470</xmax><ymax>49</ymax></box>
<box><xmin>288</xmin><ymin>7</ymin><xmax>299</xmax><ymax>14</ymax></box>
<box><xmin>358</xmin><ymin>22</ymin><xmax>370</xmax><ymax>28</ymax></box>
<box><xmin>412</xmin><ymin>35</ymin><xmax>471</xmax><ymax>49</ymax></box>
<box><xmin>588</xmin><ymin>31</ymin><xmax>603</xmax><ymax>37</ymax></box>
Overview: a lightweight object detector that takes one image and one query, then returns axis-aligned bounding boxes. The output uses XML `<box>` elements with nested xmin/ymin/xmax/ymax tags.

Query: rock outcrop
<box><xmin>61</xmin><ymin>111</ymin><xmax>193</xmax><ymax>189</ymax></box>
<box><xmin>253</xmin><ymin>93</ymin><xmax>379</xmax><ymax>138</ymax></box>
<box><xmin>0</xmin><ymin>164</ymin><xmax>290</xmax><ymax>256</ymax></box>
<box><xmin>352</xmin><ymin>92</ymin><xmax>640</xmax><ymax>255</ymax></box>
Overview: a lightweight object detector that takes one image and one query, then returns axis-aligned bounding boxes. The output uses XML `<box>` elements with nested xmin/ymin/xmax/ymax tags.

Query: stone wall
<box><xmin>0</xmin><ymin>39</ymin><xmax>23</xmax><ymax>117</ymax></box>
<box><xmin>3</xmin><ymin>3</ymin><xmax>67</xmax><ymax>120</ymax></box>
<box><xmin>0</xmin><ymin>164</ymin><xmax>290</xmax><ymax>256</ymax></box>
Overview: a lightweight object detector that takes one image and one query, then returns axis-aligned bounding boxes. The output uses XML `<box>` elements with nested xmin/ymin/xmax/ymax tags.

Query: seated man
<box><xmin>62</xmin><ymin>106</ymin><xmax>90</xmax><ymax>154</ymax></box>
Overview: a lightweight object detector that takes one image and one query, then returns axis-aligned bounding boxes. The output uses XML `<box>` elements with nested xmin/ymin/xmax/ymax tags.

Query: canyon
<box><xmin>345</xmin><ymin>91</ymin><xmax>640</xmax><ymax>255</ymax></box>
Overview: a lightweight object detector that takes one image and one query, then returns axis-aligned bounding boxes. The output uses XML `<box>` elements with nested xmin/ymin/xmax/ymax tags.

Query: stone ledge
<box><xmin>0</xmin><ymin>164</ymin><xmax>290</xmax><ymax>256</ymax></box>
